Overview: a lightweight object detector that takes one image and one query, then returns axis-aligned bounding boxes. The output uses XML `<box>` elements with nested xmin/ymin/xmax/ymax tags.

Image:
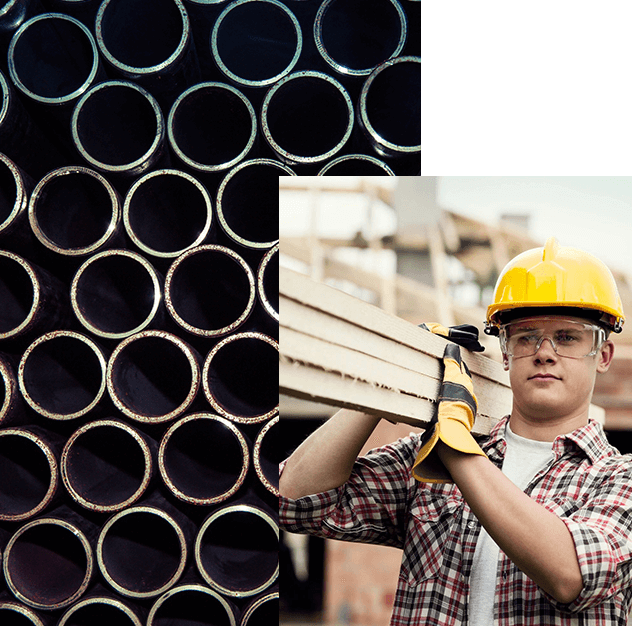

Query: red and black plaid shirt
<box><xmin>279</xmin><ymin>417</ymin><xmax>632</xmax><ymax>625</ymax></box>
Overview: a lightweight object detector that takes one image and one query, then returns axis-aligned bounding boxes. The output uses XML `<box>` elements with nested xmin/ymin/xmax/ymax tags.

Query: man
<box><xmin>279</xmin><ymin>237</ymin><xmax>632</xmax><ymax>625</ymax></box>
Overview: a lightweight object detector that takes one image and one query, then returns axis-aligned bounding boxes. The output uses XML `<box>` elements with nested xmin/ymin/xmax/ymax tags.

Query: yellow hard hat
<box><xmin>485</xmin><ymin>237</ymin><xmax>625</xmax><ymax>335</ymax></box>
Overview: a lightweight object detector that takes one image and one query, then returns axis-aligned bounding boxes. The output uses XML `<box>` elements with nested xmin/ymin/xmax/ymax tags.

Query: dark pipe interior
<box><xmin>152</xmin><ymin>588</ymin><xmax>234</xmax><ymax>626</ymax></box>
<box><xmin>65</xmin><ymin>425</ymin><xmax>147</xmax><ymax>507</ymax></box>
<box><xmin>8</xmin><ymin>523</ymin><xmax>88</xmax><ymax>605</ymax></box>
<box><xmin>220</xmin><ymin>164</ymin><xmax>285</xmax><ymax>243</ymax></box>
<box><xmin>257</xmin><ymin>422</ymin><xmax>279</xmax><ymax>491</ymax></box>
<box><xmin>75</xmin><ymin>85</ymin><xmax>159</xmax><ymax>166</ymax></box>
<box><xmin>321</xmin><ymin>158</ymin><xmax>391</xmax><ymax>176</ymax></box>
<box><xmin>0</xmin><ymin>608</ymin><xmax>41</xmax><ymax>626</ymax></box>
<box><xmin>199</xmin><ymin>510</ymin><xmax>277</xmax><ymax>592</ymax></box>
<box><xmin>261</xmin><ymin>249</ymin><xmax>279</xmax><ymax>313</ymax></box>
<box><xmin>11</xmin><ymin>16</ymin><xmax>95</xmax><ymax>99</ymax></box>
<box><xmin>99</xmin><ymin>0</ymin><xmax>184</xmax><ymax>68</ymax></box>
<box><xmin>206</xmin><ymin>337</ymin><xmax>278</xmax><ymax>417</ymax></box>
<box><xmin>169</xmin><ymin>250</ymin><xmax>251</xmax><ymax>332</ymax></box>
<box><xmin>127</xmin><ymin>174</ymin><xmax>209</xmax><ymax>254</ymax></box>
<box><xmin>319</xmin><ymin>0</ymin><xmax>402</xmax><ymax>70</ymax></box>
<box><xmin>111</xmin><ymin>336</ymin><xmax>193</xmax><ymax>417</ymax></box>
<box><xmin>164</xmin><ymin>418</ymin><xmax>245</xmax><ymax>500</ymax></box>
<box><xmin>244</xmin><ymin>597</ymin><xmax>279</xmax><ymax>626</ymax></box>
<box><xmin>62</xmin><ymin>602</ymin><xmax>138</xmax><ymax>626</ymax></box>
<box><xmin>74</xmin><ymin>254</ymin><xmax>157</xmax><ymax>335</ymax></box>
<box><xmin>34</xmin><ymin>172</ymin><xmax>114</xmax><ymax>250</ymax></box>
<box><xmin>0</xmin><ymin>435</ymin><xmax>51</xmax><ymax>517</ymax></box>
<box><xmin>101</xmin><ymin>511</ymin><xmax>182</xmax><ymax>594</ymax></box>
<box><xmin>171</xmin><ymin>87</ymin><xmax>253</xmax><ymax>167</ymax></box>
<box><xmin>365</xmin><ymin>61</ymin><xmax>421</xmax><ymax>146</ymax></box>
<box><xmin>22</xmin><ymin>336</ymin><xmax>103</xmax><ymax>415</ymax></box>
<box><xmin>0</xmin><ymin>255</ymin><xmax>33</xmax><ymax>334</ymax></box>
<box><xmin>0</xmin><ymin>158</ymin><xmax>17</xmax><ymax>226</ymax></box>
<box><xmin>215</xmin><ymin>1</ymin><xmax>298</xmax><ymax>82</ymax></box>
<box><xmin>265</xmin><ymin>76</ymin><xmax>350</xmax><ymax>157</ymax></box>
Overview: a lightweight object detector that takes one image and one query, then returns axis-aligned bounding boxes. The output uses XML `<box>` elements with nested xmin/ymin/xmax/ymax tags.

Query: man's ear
<box><xmin>596</xmin><ymin>340</ymin><xmax>615</xmax><ymax>374</ymax></box>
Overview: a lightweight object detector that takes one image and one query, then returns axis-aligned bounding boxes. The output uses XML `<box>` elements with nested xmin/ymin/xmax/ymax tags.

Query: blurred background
<box><xmin>279</xmin><ymin>176</ymin><xmax>632</xmax><ymax>626</ymax></box>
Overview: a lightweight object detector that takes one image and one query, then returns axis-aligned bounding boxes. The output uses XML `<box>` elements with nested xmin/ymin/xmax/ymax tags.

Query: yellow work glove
<box><xmin>412</xmin><ymin>342</ymin><xmax>486</xmax><ymax>483</ymax></box>
<box><xmin>419</xmin><ymin>322</ymin><xmax>485</xmax><ymax>352</ymax></box>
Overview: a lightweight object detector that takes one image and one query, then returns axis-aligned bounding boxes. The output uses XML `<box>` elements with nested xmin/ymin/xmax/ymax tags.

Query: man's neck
<box><xmin>508</xmin><ymin>408</ymin><xmax>589</xmax><ymax>442</ymax></box>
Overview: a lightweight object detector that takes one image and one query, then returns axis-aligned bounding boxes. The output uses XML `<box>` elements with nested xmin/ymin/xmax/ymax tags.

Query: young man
<box><xmin>279</xmin><ymin>238</ymin><xmax>632</xmax><ymax>625</ymax></box>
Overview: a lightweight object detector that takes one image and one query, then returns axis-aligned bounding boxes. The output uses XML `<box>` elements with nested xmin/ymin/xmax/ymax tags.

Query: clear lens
<box><xmin>500</xmin><ymin>318</ymin><xmax>605</xmax><ymax>359</ymax></box>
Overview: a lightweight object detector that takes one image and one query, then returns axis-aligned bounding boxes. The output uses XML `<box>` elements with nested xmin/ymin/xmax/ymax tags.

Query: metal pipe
<box><xmin>216</xmin><ymin>159</ymin><xmax>292</xmax><ymax>250</ymax></box>
<box><xmin>313</xmin><ymin>0</ymin><xmax>407</xmax><ymax>76</ymax></box>
<box><xmin>240</xmin><ymin>591</ymin><xmax>279</xmax><ymax>626</ymax></box>
<box><xmin>40</xmin><ymin>0</ymin><xmax>101</xmax><ymax>28</ymax></box>
<box><xmin>61</xmin><ymin>418</ymin><xmax>155</xmax><ymax>513</ymax></box>
<box><xmin>0</xmin><ymin>426</ymin><xmax>61</xmax><ymax>522</ymax></box>
<box><xmin>168</xmin><ymin>82</ymin><xmax>256</xmax><ymax>172</ymax></box>
<box><xmin>123</xmin><ymin>169</ymin><xmax>213</xmax><ymax>259</ymax></box>
<box><xmin>18</xmin><ymin>330</ymin><xmax>108</xmax><ymax>421</ymax></box>
<box><xmin>71</xmin><ymin>249</ymin><xmax>164</xmax><ymax>340</ymax></box>
<box><xmin>0</xmin><ymin>597</ymin><xmax>53</xmax><ymax>626</ymax></box>
<box><xmin>256</xmin><ymin>243</ymin><xmax>278</xmax><ymax>321</ymax></box>
<box><xmin>2</xmin><ymin>511</ymin><xmax>94</xmax><ymax>610</ymax></box>
<box><xmin>71</xmin><ymin>80</ymin><xmax>167</xmax><ymax>180</ymax></box>
<box><xmin>211</xmin><ymin>0</ymin><xmax>302</xmax><ymax>88</ymax></box>
<box><xmin>0</xmin><ymin>153</ymin><xmax>34</xmax><ymax>256</ymax></box>
<box><xmin>195</xmin><ymin>504</ymin><xmax>279</xmax><ymax>598</ymax></box>
<box><xmin>260</xmin><ymin>70</ymin><xmax>354</xmax><ymax>165</ymax></box>
<box><xmin>0</xmin><ymin>0</ymin><xmax>41</xmax><ymax>46</ymax></box>
<box><xmin>106</xmin><ymin>330</ymin><xmax>201</xmax><ymax>424</ymax></box>
<box><xmin>0</xmin><ymin>352</ymin><xmax>27</xmax><ymax>426</ymax></box>
<box><xmin>57</xmin><ymin>593</ymin><xmax>144</xmax><ymax>626</ymax></box>
<box><xmin>318</xmin><ymin>153</ymin><xmax>395</xmax><ymax>175</ymax></box>
<box><xmin>202</xmin><ymin>331</ymin><xmax>278</xmax><ymax>424</ymax></box>
<box><xmin>147</xmin><ymin>582</ymin><xmax>237</xmax><ymax>626</ymax></box>
<box><xmin>253</xmin><ymin>416</ymin><xmax>278</xmax><ymax>496</ymax></box>
<box><xmin>159</xmin><ymin>413</ymin><xmax>249</xmax><ymax>505</ymax></box>
<box><xmin>28</xmin><ymin>166</ymin><xmax>123</xmax><ymax>258</ymax></box>
<box><xmin>165</xmin><ymin>244</ymin><xmax>255</xmax><ymax>337</ymax></box>
<box><xmin>358</xmin><ymin>55</ymin><xmax>421</xmax><ymax>157</ymax></box>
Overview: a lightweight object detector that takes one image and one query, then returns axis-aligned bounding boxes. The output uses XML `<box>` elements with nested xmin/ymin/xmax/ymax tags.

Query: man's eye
<box><xmin>517</xmin><ymin>333</ymin><xmax>540</xmax><ymax>344</ymax></box>
<box><xmin>556</xmin><ymin>332</ymin><xmax>578</xmax><ymax>344</ymax></box>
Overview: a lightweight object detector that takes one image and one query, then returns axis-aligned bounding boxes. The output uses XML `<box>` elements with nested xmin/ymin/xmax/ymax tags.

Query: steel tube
<box><xmin>57</xmin><ymin>594</ymin><xmax>144</xmax><ymax>626</ymax></box>
<box><xmin>0</xmin><ymin>427</ymin><xmax>60</xmax><ymax>522</ymax></box>
<box><xmin>318</xmin><ymin>153</ymin><xmax>395</xmax><ymax>175</ymax></box>
<box><xmin>123</xmin><ymin>169</ymin><xmax>213</xmax><ymax>259</ymax></box>
<box><xmin>168</xmin><ymin>82</ymin><xmax>256</xmax><ymax>172</ymax></box>
<box><xmin>0</xmin><ymin>153</ymin><xmax>33</xmax><ymax>255</ymax></box>
<box><xmin>256</xmin><ymin>243</ymin><xmax>278</xmax><ymax>321</ymax></box>
<box><xmin>41</xmin><ymin>0</ymin><xmax>101</xmax><ymax>28</ymax></box>
<box><xmin>61</xmin><ymin>419</ymin><xmax>155</xmax><ymax>513</ymax></box>
<box><xmin>241</xmin><ymin>591</ymin><xmax>279</xmax><ymax>626</ymax></box>
<box><xmin>202</xmin><ymin>331</ymin><xmax>278</xmax><ymax>424</ymax></box>
<box><xmin>211</xmin><ymin>0</ymin><xmax>302</xmax><ymax>88</ymax></box>
<box><xmin>314</xmin><ymin>0</ymin><xmax>407</xmax><ymax>76</ymax></box>
<box><xmin>159</xmin><ymin>413</ymin><xmax>249</xmax><ymax>505</ymax></box>
<box><xmin>261</xmin><ymin>70</ymin><xmax>353</xmax><ymax>165</ymax></box>
<box><xmin>253</xmin><ymin>416</ymin><xmax>278</xmax><ymax>495</ymax></box>
<box><xmin>18</xmin><ymin>330</ymin><xmax>108</xmax><ymax>420</ymax></box>
<box><xmin>0</xmin><ymin>598</ymin><xmax>52</xmax><ymax>626</ymax></box>
<box><xmin>0</xmin><ymin>0</ymin><xmax>40</xmax><ymax>44</ymax></box>
<box><xmin>165</xmin><ymin>244</ymin><xmax>255</xmax><ymax>337</ymax></box>
<box><xmin>195</xmin><ymin>504</ymin><xmax>279</xmax><ymax>598</ymax></box>
<box><xmin>216</xmin><ymin>159</ymin><xmax>292</xmax><ymax>250</ymax></box>
<box><xmin>0</xmin><ymin>352</ymin><xmax>26</xmax><ymax>426</ymax></box>
<box><xmin>71</xmin><ymin>80</ymin><xmax>167</xmax><ymax>179</ymax></box>
<box><xmin>71</xmin><ymin>249</ymin><xmax>163</xmax><ymax>340</ymax></box>
<box><xmin>358</xmin><ymin>55</ymin><xmax>421</xmax><ymax>157</ymax></box>
<box><xmin>107</xmin><ymin>330</ymin><xmax>201</xmax><ymax>423</ymax></box>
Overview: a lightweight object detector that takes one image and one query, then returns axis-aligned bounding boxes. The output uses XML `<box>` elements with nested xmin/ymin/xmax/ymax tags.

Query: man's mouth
<box><xmin>528</xmin><ymin>373</ymin><xmax>561</xmax><ymax>381</ymax></box>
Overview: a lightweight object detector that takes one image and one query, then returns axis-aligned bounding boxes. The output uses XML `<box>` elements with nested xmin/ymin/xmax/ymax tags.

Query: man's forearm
<box><xmin>279</xmin><ymin>409</ymin><xmax>382</xmax><ymax>500</ymax></box>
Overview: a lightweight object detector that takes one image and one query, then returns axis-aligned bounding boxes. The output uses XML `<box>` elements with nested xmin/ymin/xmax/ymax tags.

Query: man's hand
<box><xmin>419</xmin><ymin>322</ymin><xmax>485</xmax><ymax>352</ymax></box>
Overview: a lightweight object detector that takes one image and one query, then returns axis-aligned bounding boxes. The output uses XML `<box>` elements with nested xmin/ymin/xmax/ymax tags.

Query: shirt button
<box><xmin>467</xmin><ymin>521</ymin><xmax>477</xmax><ymax>529</ymax></box>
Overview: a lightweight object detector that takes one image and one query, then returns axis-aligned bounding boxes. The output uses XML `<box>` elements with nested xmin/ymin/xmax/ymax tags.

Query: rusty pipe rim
<box><xmin>0</xmin><ymin>600</ymin><xmax>48</xmax><ymax>625</ymax></box>
<box><xmin>0</xmin><ymin>353</ymin><xmax>17</xmax><ymax>425</ymax></box>
<box><xmin>211</xmin><ymin>0</ymin><xmax>302</xmax><ymax>88</ymax></box>
<box><xmin>71</xmin><ymin>249</ymin><xmax>163</xmax><ymax>340</ymax></box>
<box><xmin>107</xmin><ymin>330</ymin><xmax>200</xmax><ymax>423</ymax></box>
<box><xmin>123</xmin><ymin>169</ymin><xmax>213</xmax><ymax>259</ymax></box>
<box><xmin>3</xmin><ymin>517</ymin><xmax>93</xmax><ymax>611</ymax></box>
<box><xmin>0</xmin><ymin>69</ymin><xmax>10</xmax><ymax>124</ymax></box>
<box><xmin>97</xmin><ymin>505</ymin><xmax>188</xmax><ymax>599</ymax></box>
<box><xmin>0</xmin><ymin>153</ymin><xmax>28</xmax><ymax>235</ymax></box>
<box><xmin>58</xmin><ymin>595</ymin><xmax>144</xmax><ymax>626</ymax></box>
<box><xmin>165</xmin><ymin>244</ymin><xmax>255</xmax><ymax>337</ymax></box>
<box><xmin>147</xmin><ymin>584</ymin><xmax>237</xmax><ymax>626</ymax></box>
<box><xmin>195</xmin><ymin>504</ymin><xmax>279</xmax><ymax>598</ymax></box>
<box><xmin>261</xmin><ymin>70</ymin><xmax>354</xmax><ymax>165</ymax></box>
<box><xmin>8</xmin><ymin>13</ymin><xmax>100</xmax><ymax>105</ymax></box>
<box><xmin>257</xmin><ymin>243</ymin><xmax>279</xmax><ymax>320</ymax></box>
<box><xmin>28</xmin><ymin>166</ymin><xmax>121</xmax><ymax>256</ymax></box>
<box><xmin>241</xmin><ymin>591</ymin><xmax>279</xmax><ymax>625</ymax></box>
<box><xmin>0</xmin><ymin>428</ymin><xmax>58</xmax><ymax>522</ymax></box>
<box><xmin>61</xmin><ymin>419</ymin><xmax>153</xmax><ymax>513</ymax></box>
<box><xmin>0</xmin><ymin>251</ymin><xmax>39</xmax><ymax>341</ymax></box>
<box><xmin>317</xmin><ymin>153</ymin><xmax>396</xmax><ymax>176</ymax></box>
<box><xmin>202</xmin><ymin>331</ymin><xmax>279</xmax><ymax>424</ymax></box>
<box><xmin>159</xmin><ymin>413</ymin><xmax>249</xmax><ymax>505</ymax></box>
<box><xmin>254</xmin><ymin>416</ymin><xmax>279</xmax><ymax>496</ymax></box>
<box><xmin>216</xmin><ymin>160</ymin><xmax>291</xmax><ymax>250</ymax></box>
<box><xmin>96</xmin><ymin>0</ymin><xmax>191</xmax><ymax>76</ymax></box>
<box><xmin>18</xmin><ymin>330</ymin><xmax>107</xmax><ymax>420</ymax></box>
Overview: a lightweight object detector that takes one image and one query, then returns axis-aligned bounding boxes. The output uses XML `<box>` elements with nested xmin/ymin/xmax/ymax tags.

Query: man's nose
<box><xmin>534</xmin><ymin>336</ymin><xmax>558</xmax><ymax>359</ymax></box>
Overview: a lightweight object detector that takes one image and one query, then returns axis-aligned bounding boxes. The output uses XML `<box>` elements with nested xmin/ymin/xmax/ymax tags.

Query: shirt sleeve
<box><xmin>542</xmin><ymin>464</ymin><xmax>632</xmax><ymax>613</ymax></box>
<box><xmin>279</xmin><ymin>434</ymin><xmax>422</xmax><ymax>550</ymax></box>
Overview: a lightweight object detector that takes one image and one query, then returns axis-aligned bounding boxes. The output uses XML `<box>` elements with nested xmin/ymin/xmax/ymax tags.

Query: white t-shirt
<box><xmin>468</xmin><ymin>423</ymin><xmax>554</xmax><ymax>625</ymax></box>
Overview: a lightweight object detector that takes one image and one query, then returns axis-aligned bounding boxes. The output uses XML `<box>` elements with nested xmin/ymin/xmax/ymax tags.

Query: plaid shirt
<box><xmin>279</xmin><ymin>417</ymin><xmax>632</xmax><ymax>625</ymax></box>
